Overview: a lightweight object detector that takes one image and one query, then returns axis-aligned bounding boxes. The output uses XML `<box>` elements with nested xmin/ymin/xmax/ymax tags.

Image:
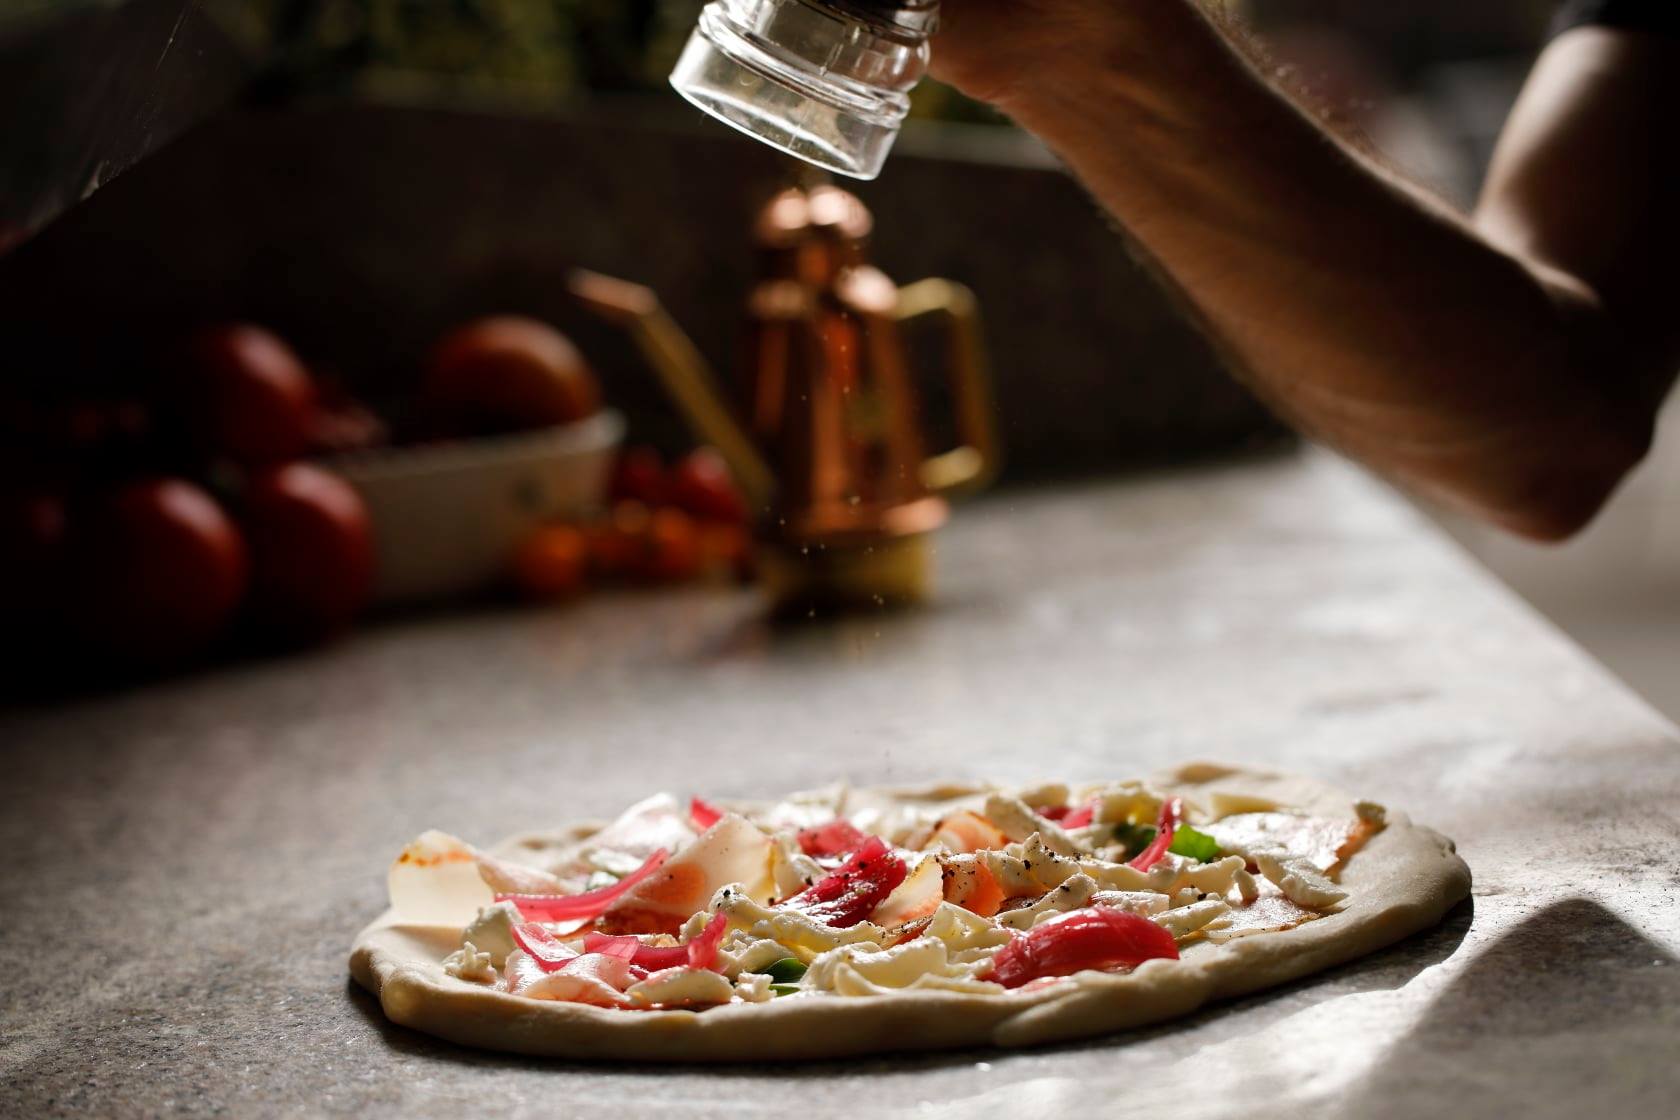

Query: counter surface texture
<box><xmin>3</xmin><ymin>452</ymin><xmax>1676</xmax><ymax>1118</ymax></box>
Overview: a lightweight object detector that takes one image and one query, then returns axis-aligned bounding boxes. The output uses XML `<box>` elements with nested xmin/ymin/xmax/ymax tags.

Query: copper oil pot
<box><xmin>571</xmin><ymin>181</ymin><xmax>998</xmax><ymax>610</ymax></box>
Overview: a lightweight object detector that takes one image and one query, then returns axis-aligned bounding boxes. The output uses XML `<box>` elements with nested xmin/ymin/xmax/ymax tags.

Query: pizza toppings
<box><xmin>987</xmin><ymin>907</ymin><xmax>1181</xmax><ymax>989</ymax></box>
<box><xmin>783</xmin><ymin>837</ymin><xmax>908</xmax><ymax>928</ymax></box>
<box><xmin>499</xmin><ymin>847</ymin><xmax>670</xmax><ymax>923</ymax></box>
<box><xmin>390</xmin><ymin>779</ymin><xmax>1389</xmax><ymax>1011</ymax></box>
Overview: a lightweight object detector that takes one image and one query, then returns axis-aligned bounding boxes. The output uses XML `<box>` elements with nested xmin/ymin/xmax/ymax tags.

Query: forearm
<box><xmin>948</xmin><ymin>1</ymin><xmax>1650</xmax><ymax>537</ymax></box>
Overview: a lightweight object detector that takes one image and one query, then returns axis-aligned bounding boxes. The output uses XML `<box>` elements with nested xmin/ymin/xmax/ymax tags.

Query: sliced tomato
<box><xmin>499</xmin><ymin>848</ymin><xmax>669</xmax><ymax>922</ymax></box>
<box><xmin>689</xmin><ymin>796</ymin><xmax>724</xmax><ymax>832</ymax></box>
<box><xmin>796</xmin><ymin>819</ymin><xmax>871</xmax><ymax>859</ymax></box>
<box><xmin>783</xmin><ymin>836</ymin><xmax>907</xmax><ymax>928</ymax></box>
<box><xmin>510</xmin><ymin>921</ymin><xmax>582</xmax><ymax>973</ymax></box>
<box><xmin>1128</xmin><ymin>797</ymin><xmax>1184</xmax><ymax>871</ymax></box>
<box><xmin>1060</xmin><ymin>800</ymin><xmax>1098</xmax><ymax>829</ymax></box>
<box><xmin>987</xmin><ymin>907</ymin><xmax>1179</xmax><ymax>989</ymax></box>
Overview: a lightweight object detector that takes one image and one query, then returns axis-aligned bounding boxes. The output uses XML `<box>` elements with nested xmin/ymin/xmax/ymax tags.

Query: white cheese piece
<box><xmin>1203</xmin><ymin>812</ymin><xmax>1356</xmax><ymax>873</ymax></box>
<box><xmin>1254</xmin><ymin>852</ymin><xmax>1348</xmax><ymax>909</ymax></box>
<box><xmin>1232</xmin><ymin>867</ymin><xmax>1260</xmax><ymax>905</ymax></box>
<box><xmin>1072</xmin><ymin>855</ymin><xmax>1153</xmax><ymax>894</ymax></box>
<box><xmin>997</xmin><ymin>874</ymin><xmax>1098</xmax><ymax>931</ymax></box>
<box><xmin>717</xmin><ymin>936</ymin><xmax>796</xmax><ymax>980</ymax></box>
<box><xmin>804</xmin><ymin>938</ymin><xmax>963</xmax><ymax>994</ymax></box>
<box><xmin>910</xmin><ymin>974</ymin><xmax>1008</xmax><ymax>995</ymax></box>
<box><xmin>983</xmin><ymin>795</ymin><xmax>1085</xmax><ymax>858</ymax></box>
<box><xmin>625</xmin><ymin>966</ymin><xmax>735</xmax><ymax>1008</ymax></box>
<box><xmin>925</xmin><ymin>902</ymin><xmax>1015</xmax><ymax>954</ymax></box>
<box><xmin>1089</xmin><ymin>890</ymin><xmax>1171</xmax><ymax>916</ymax></box>
<box><xmin>442</xmin><ymin>941</ymin><xmax>497</xmax><ymax>983</ymax></box>
<box><xmin>734</xmin><ymin>972</ymin><xmax>773</xmax><ymax>1003</ymax></box>
<box><xmin>461</xmin><ymin>901</ymin><xmax>522</xmax><ymax>967</ymax></box>
<box><xmin>1153</xmin><ymin>898</ymin><xmax>1231</xmax><ymax>938</ymax></box>
<box><xmin>1012</xmin><ymin>782</ymin><xmax>1069</xmax><ymax>811</ymax></box>
<box><xmin>1156</xmin><ymin>855</ymin><xmax>1248</xmax><ymax>900</ymax></box>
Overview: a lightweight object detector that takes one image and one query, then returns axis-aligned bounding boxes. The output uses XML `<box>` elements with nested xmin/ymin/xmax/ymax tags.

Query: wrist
<box><xmin>937</xmin><ymin>2</ymin><xmax>1234</xmax><ymax>130</ymax></box>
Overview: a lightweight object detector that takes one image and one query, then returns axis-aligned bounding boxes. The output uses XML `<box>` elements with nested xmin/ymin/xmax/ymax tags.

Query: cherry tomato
<box><xmin>67</xmin><ymin>477</ymin><xmax>248</xmax><ymax>666</ymax></box>
<box><xmin>424</xmin><ymin>316</ymin><xmax>600</xmax><ymax>437</ymax></box>
<box><xmin>241</xmin><ymin>463</ymin><xmax>373</xmax><ymax>645</ymax></box>
<box><xmin>608</xmin><ymin>445</ymin><xmax>667</xmax><ymax>507</ymax></box>
<box><xmin>174</xmin><ymin>324</ymin><xmax>318</xmax><ymax>464</ymax></box>
<box><xmin>586</xmin><ymin>501</ymin><xmax>651</xmax><ymax>579</ymax></box>
<box><xmin>669</xmin><ymin>447</ymin><xmax>748</xmax><ymax>524</ymax></box>
<box><xmin>642</xmin><ymin>507</ymin><xmax>701</xmax><ymax>583</ymax></box>
<box><xmin>512</xmin><ymin>525</ymin><xmax>589</xmax><ymax>600</ymax></box>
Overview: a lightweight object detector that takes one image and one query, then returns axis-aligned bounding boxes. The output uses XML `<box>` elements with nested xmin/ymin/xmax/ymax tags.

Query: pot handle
<box><xmin>895</xmin><ymin>278</ymin><xmax>1001</xmax><ymax>499</ymax></box>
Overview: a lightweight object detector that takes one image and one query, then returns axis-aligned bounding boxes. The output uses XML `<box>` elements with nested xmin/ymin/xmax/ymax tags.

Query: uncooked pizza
<box><xmin>350</xmin><ymin>763</ymin><xmax>1470</xmax><ymax>1059</ymax></box>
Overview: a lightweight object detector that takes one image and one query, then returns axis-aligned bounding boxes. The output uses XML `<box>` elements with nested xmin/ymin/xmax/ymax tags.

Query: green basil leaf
<box><xmin>760</xmin><ymin>957</ymin><xmax>807</xmax><ymax>984</ymax></box>
<box><xmin>1167</xmin><ymin>825</ymin><xmax>1220</xmax><ymax>863</ymax></box>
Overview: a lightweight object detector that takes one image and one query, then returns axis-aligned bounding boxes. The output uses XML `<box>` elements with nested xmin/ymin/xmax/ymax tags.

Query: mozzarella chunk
<box><xmin>1012</xmin><ymin>782</ymin><xmax>1069</xmax><ymax>811</ymax></box>
<box><xmin>925</xmin><ymin>902</ymin><xmax>1015</xmax><ymax>954</ymax></box>
<box><xmin>1090</xmin><ymin>890</ymin><xmax>1171</xmax><ymax>916</ymax></box>
<box><xmin>804</xmin><ymin>938</ymin><xmax>981</xmax><ymax>994</ymax></box>
<box><xmin>626</xmin><ymin>966</ymin><xmax>735</xmax><ymax>1008</ymax></box>
<box><xmin>735</xmin><ymin>973</ymin><xmax>773</xmax><ymax>1002</ymax></box>
<box><xmin>460</xmin><ymin>901</ymin><xmax>522</xmax><ymax>966</ymax></box>
<box><xmin>1253</xmin><ymin>852</ymin><xmax>1348</xmax><ymax>909</ymax></box>
<box><xmin>983</xmin><ymin>795</ymin><xmax>1084</xmax><ymax>857</ymax></box>
<box><xmin>997</xmin><ymin>874</ymin><xmax>1098</xmax><ymax>930</ymax></box>
<box><xmin>1154</xmin><ymin>899</ymin><xmax>1230</xmax><ymax>938</ymax></box>
<box><xmin>443</xmin><ymin>941</ymin><xmax>496</xmax><ymax>983</ymax></box>
<box><xmin>717</xmin><ymin>935</ymin><xmax>795</xmax><ymax>980</ymax></box>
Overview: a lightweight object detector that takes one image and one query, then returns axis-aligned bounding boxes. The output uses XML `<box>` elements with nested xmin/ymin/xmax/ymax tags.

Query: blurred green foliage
<box><xmin>237</xmin><ymin>0</ymin><xmax>999</xmax><ymax>120</ymax></box>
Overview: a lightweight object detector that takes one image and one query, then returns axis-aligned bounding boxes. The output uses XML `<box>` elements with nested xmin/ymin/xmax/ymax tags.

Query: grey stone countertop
<box><xmin>3</xmin><ymin>451</ymin><xmax>1677</xmax><ymax>1118</ymax></box>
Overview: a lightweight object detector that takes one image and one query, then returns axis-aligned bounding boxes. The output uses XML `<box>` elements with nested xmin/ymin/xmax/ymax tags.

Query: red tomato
<box><xmin>586</xmin><ymin>501</ymin><xmax>650</xmax><ymax>578</ymax></box>
<box><xmin>424</xmin><ymin>317</ymin><xmax>600</xmax><ymax>437</ymax></box>
<box><xmin>642</xmin><ymin>507</ymin><xmax>701</xmax><ymax>583</ymax></box>
<box><xmin>67</xmin><ymin>478</ymin><xmax>248</xmax><ymax>666</ymax></box>
<box><xmin>608</xmin><ymin>445</ymin><xmax>667</xmax><ymax>507</ymax></box>
<box><xmin>986</xmin><ymin>907</ymin><xmax>1180</xmax><ymax>989</ymax></box>
<box><xmin>241</xmin><ymin>463</ymin><xmax>373</xmax><ymax>645</ymax></box>
<box><xmin>512</xmin><ymin>525</ymin><xmax>589</xmax><ymax>600</ymax></box>
<box><xmin>668</xmin><ymin>447</ymin><xmax>748</xmax><ymax>524</ymax></box>
<box><xmin>175</xmin><ymin>324</ymin><xmax>318</xmax><ymax>464</ymax></box>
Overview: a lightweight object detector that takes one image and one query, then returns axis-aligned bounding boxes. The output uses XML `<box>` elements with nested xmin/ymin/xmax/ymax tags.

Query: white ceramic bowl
<box><xmin>323</xmin><ymin>410</ymin><xmax>624</xmax><ymax>605</ymax></box>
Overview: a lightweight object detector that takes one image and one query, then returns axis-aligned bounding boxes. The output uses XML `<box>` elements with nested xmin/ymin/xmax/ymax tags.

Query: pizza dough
<box><xmin>349</xmin><ymin>763</ymin><xmax>1470</xmax><ymax>1060</ymax></box>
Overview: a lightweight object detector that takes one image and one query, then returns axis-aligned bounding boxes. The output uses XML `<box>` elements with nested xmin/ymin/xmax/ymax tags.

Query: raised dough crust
<box><xmin>348</xmin><ymin>764</ymin><xmax>1471</xmax><ymax>1060</ymax></box>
